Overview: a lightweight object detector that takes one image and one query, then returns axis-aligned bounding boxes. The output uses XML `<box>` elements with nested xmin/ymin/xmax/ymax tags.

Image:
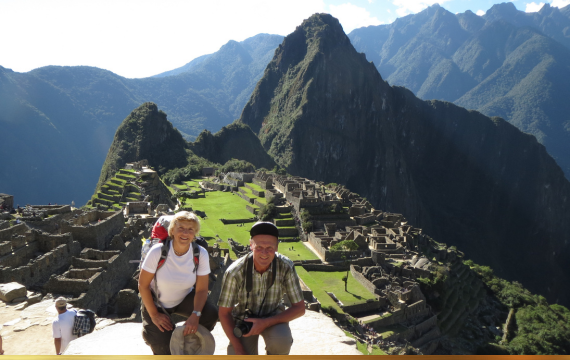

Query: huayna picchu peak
<box><xmin>239</xmin><ymin>13</ymin><xmax>570</xmax><ymax>307</ymax></box>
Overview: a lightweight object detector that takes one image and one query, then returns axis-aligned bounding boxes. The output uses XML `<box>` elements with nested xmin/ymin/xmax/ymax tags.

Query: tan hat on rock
<box><xmin>55</xmin><ymin>297</ymin><xmax>67</xmax><ymax>308</ymax></box>
<box><xmin>170</xmin><ymin>323</ymin><xmax>215</xmax><ymax>355</ymax></box>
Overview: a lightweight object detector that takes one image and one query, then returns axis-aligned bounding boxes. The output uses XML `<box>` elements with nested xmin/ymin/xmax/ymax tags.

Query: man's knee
<box><xmin>263</xmin><ymin>322</ymin><xmax>293</xmax><ymax>355</ymax></box>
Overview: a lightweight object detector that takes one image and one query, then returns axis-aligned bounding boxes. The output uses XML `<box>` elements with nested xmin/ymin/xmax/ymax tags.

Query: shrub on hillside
<box><xmin>219</xmin><ymin>158</ymin><xmax>255</xmax><ymax>173</ymax></box>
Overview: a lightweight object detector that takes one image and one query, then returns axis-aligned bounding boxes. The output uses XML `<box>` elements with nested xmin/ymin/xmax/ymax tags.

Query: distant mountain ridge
<box><xmin>0</xmin><ymin>34</ymin><xmax>282</xmax><ymax>205</ymax></box>
<box><xmin>348</xmin><ymin>2</ymin><xmax>570</xmax><ymax>178</ymax></box>
<box><xmin>239</xmin><ymin>13</ymin><xmax>570</xmax><ymax>307</ymax></box>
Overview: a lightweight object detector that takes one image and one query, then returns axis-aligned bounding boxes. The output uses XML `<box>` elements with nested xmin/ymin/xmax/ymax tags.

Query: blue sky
<box><xmin>1</xmin><ymin>0</ymin><xmax>568</xmax><ymax>78</ymax></box>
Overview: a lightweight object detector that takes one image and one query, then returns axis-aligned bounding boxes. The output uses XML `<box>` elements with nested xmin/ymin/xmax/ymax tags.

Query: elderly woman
<box><xmin>139</xmin><ymin>211</ymin><xmax>218</xmax><ymax>355</ymax></box>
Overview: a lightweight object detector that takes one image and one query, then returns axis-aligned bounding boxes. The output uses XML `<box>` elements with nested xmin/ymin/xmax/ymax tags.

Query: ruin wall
<box><xmin>0</xmin><ymin>223</ymin><xmax>28</xmax><ymax>242</ymax></box>
<box><xmin>0</xmin><ymin>240</ymin><xmax>82</xmax><ymax>287</ymax></box>
<box><xmin>61</xmin><ymin>211</ymin><xmax>125</xmax><ymax>250</ymax></box>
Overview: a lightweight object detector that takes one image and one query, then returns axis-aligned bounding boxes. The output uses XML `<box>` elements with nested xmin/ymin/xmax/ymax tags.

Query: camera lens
<box><xmin>233</xmin><ymin>326</ymin><xmax>244</xmax><ymax>338</ymax></box>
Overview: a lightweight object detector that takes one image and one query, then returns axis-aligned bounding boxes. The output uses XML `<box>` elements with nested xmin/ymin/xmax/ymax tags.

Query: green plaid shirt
<box><xmin>217</xmin><ymin>252</ymin><xmax>304</xmax><ymax>318</ymax></box>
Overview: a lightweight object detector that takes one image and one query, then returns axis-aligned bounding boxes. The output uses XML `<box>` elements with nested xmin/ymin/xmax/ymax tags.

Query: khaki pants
<box><xmin>141</xmin><ymin>290</ymin><xmax>218</xmax><ymax>355</ymax></box>
<box><xmin>227</xmin><ymin>322</ymin><xmax>293</xmax><ymax>355</ymax></box>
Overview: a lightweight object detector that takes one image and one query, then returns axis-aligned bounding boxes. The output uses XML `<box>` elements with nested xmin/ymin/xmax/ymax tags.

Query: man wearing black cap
<box><xmin>218</xmin><ymin>221</ymin><xmax>305</xmax><ymax>355</ymax></box>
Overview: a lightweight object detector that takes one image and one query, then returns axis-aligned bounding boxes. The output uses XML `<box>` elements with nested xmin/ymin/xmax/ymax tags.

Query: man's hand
<box><xmin>242</xmin><ymin>317</ymin><xmax>269</xmax><ymax>337</ymax></box>
<box><xmin>150</xmin><ymin>312</ymin><xmax>173</xmax><ymax>332</ymax></box>
<box><xmin>183</xmin><ymin>313</ymin><xmax>199</xmax><ymax>336</ymax></box>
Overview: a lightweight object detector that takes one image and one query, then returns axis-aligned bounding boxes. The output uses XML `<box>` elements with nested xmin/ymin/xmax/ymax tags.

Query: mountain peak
<box><xmin>96</xmin><ymin>102</ymin><xmax>188</xmax><ymax>190</ymax></box>
<box><xmin>240</xmin><ymin>13</ymin><xmax>374</xmax><ymax>136</ymax></box>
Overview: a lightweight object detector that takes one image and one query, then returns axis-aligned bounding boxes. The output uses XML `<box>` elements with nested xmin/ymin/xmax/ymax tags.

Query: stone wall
<box><xmin>125</xmin><ymin>202</ymin><xmax>151</xmax><ymax>215</ymax></box>
<box><xmin>219</xmin><ymin>218</ymin><xmax>256</xmax><ymax>225</ymax></box>
<box><xmin>227</xmin><ymin>172</ymin><xmax>254</xmax><ymax>182</ymax></box>
<box><xmin>301</xmin><ymin>264</ymin><xmax>349</xmax><ymax>272</ymax></box>
<box><xmin>30</xmin><ymin>205</ymin><xmax>72</xmax><ymax>216</ymax></box>
<box><xmin>278</xmin><ymin>227</ymin><xmax>298</xmax><ymax>237</ymax></box>
<box><xmin>47</xmin><ymin>239</ymin><xmax>141</xmax><ymax>313</ymax></box>
<box><xmin>343</xmin><ymin>299</ymin><xmax>386</xmax><ymax>315</ymax></box>
<box><xmin>0</xmin><ymin>237</ymin><xmax>82</xmax><ymax>288</ymax></box>
<box><xmin>61</xmin><ymin>211</ymin><xmax>125</xmax><ymax>250</ymax></box>
<box><xmin>351</xmin><ymin>265</ymin><xmax>380</xmax><ymax>296</ymax></box>
<box><xmin>0</xmin><ymin>223</ymin><xmax>28</xmax><ymax>242</ymax></box>
<box><xmin>237</xmin><ymin>192</ymin><xmax>254</xmax><ymax>204</ymax></box>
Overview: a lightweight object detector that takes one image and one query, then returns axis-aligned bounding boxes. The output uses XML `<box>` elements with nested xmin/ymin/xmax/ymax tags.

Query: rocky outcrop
<box><xmin>239</xmin><ymin>13</ymin><xmax>570</xmax><ymax>306</ymax></box>
<box><xmin>190</xmin><ymin>122</ymin><xmax>276</xmax><ymax>170</ymax></box>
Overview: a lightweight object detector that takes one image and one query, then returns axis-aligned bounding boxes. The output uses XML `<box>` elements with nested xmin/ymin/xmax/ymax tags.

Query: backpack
<box><xmin>72</xmin><ymin>309</ymin><xmax>96</xmax><ymax>337</ymax></box>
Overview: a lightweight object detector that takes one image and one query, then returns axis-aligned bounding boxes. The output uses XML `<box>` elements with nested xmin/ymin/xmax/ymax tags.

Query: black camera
<box><xmin>233</xmin><ymin>309</ymin><xmax>255</xmax><ymax>338</ymax></box>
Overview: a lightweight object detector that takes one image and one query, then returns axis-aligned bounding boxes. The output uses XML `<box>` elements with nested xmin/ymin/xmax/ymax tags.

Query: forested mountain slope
<box><xmin>240</xmin><ymin>13</ymin><xmax>570</xmax><ymax>307</ymax></box>
<box><xmin>348</xmin><ymin>3</ymin><xmax>570</xmax><ymax>178</ymax></box>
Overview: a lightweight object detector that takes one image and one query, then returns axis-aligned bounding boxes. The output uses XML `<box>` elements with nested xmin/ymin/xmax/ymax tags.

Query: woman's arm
<box><xmin>138</xmin><ymin>269</ymin><xmax>173</xmax><ymax>332</ymax></box>
<box><xmin>183</xmin><ymin>274</ymin><xmax>209</xmax><ymax>335</ymax></box>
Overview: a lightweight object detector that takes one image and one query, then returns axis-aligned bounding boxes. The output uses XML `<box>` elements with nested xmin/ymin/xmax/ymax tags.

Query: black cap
<box><xmin>250</xmin><ymin>221</ymin><xmax>279</xmax><ymax>239</ymax></box>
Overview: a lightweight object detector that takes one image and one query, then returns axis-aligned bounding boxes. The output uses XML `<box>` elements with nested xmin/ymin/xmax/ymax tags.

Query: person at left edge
<box><xmin>139</xmin><ymin>211</ymin><xmax>218</xmax><ymax>355</ymax></box>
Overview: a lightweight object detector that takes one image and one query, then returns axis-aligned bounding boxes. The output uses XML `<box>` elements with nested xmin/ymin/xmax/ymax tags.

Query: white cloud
<box><xmin>551</xmin><ymin>0</ymin><xmax>570</xmax><ymax>8</ymax></box>
<box><xmin>328</xmin><ymin>3</ymin><xmax>382</xmax><ymax>33</ymax></box>
<box><xmin>0</xmin><ymin>0</ymin><xmax>326</xmax><ymax>78</ymax></box>
<box><xmin>392</xmin><ymin>0</ymin><xmax>452</xmax><ymax>17</ymax></box>
<box><xmin>525</xmin><ymin>1</ymin><xmax>545</xmax><ymax>12</ymax></box>
<box><xmin>476</xmin><ymin>9</ymin><xmax>485</xmax><ymax>16</ymax></box>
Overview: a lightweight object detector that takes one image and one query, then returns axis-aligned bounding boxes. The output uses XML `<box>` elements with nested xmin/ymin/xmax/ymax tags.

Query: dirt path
<box><xmin>0</xmin><ymin>298</ymin><xmax>57</xmax><ymax>355</ymax></box>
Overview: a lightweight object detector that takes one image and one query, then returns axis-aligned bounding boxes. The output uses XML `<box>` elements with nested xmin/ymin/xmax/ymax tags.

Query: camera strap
<box><xmin>243</xmin><ymin>252</ymin><xmax>277</xmax><ymax>317</ymax></box>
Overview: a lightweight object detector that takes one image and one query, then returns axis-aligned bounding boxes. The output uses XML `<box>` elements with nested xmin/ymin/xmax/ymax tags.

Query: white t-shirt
<box><xmin>52</xmin><ymin>309</ymin><xmax>78</xmax><ymax>353</ymax></box>
<box><xmin>141</xmin><ymin>241</ymin><xmax>210</xmax><ymax>308</ymax></box>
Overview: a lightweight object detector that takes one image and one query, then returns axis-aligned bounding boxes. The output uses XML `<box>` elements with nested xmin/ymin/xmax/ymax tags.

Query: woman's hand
<box><xmin>150</xmin><ymin>312</ymin><xmax>173</xmax><ymax>332</ymax></box>
<box><xmin>183</xmin><ymin>313</ymin><xmax>200</xmax><ymax>336</ymax></box>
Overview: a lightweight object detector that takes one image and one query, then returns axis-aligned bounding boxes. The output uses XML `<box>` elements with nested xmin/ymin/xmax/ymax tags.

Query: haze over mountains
<box><xmin>0</xmin><ymin>34</ymin><xmax>282</xmax><ymax>205</ymax></box>
<box><xmin>348</xmin><ymin>2</ymin><xmax>570</xmax><ymax>178</ymax></box>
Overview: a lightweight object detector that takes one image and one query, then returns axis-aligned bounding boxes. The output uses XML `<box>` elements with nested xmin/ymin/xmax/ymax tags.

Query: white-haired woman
<box><xmin>139</xmin><ymin>211</ymin><xmax>217</xmax><ymax>355</ymax></box>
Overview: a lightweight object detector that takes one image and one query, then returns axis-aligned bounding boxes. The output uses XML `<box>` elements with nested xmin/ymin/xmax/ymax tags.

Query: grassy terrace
<box><xmin>344</xmin><ymin>331</ymin><xmax>388</xmax><ymax>355</ymax></box>
<box><xmin>296</xmin><ymin>267</ymin><xmax>377</xmax><ymax>312</ymax></box>
<box><xmin>240</xmin><ymin>186</ymin><xmax>266</xmax><ymax>204</ymax></box>
<box><xmin>245</xmin><ymin>182</ymin><xmax>264</xmax><ymax>192</ymax></box>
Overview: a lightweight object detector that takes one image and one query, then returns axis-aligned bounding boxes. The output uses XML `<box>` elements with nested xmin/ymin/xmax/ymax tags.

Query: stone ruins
<box><xmin>1</xmin><ymin>167</ymin><xmax>489</xmax><ymax>355</ymax></box>
<box><xmin>221</xmin><ymin>171</ymin><xmax>485</xmax><ymax>354</ymax></box>
<box><xmin>0</xmin><ymin>193</ymin><xmax>231</xmax><ymax>322</ymax></box>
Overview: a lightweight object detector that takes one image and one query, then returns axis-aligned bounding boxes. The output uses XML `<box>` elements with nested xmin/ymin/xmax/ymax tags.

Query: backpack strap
<box><xmin>156</xmin><ymin>238</ymin><xmax>170</xmax><ymax>271</ymax></box>
<box><xmin>192</xmin><ymin>241</ymin><xmax>200</xmax><ymax>273</ymax></box>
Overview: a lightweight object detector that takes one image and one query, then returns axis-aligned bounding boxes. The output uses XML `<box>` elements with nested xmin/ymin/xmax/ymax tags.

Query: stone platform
<box><xmin>64</xmin><ymin>310</ymin><xmax>361</xmax><ymax>355</ymax></box>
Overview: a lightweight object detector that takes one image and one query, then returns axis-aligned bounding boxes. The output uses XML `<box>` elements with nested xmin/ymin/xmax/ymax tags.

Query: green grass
<box><xmin>295</xmin><ymin>267</ymin><xmax>377</xmax><ymax>311</ymax></box>
<box><xmin>184</xmin><ymin>180</ymin><xmax>203</xmax><ymax>191</ymax></box>
<box><xmin>245</xmin><ymin>182</ymin><xmax>264</xmax><ymax>192</ymax></box>
<box><xmin>343</xmin><ymin>330</ymin><xmax>387</xmax><ymax>355</ymax></box>
<box><xmin>177</xmin><ymin>189</ymin><xmax>257</xmax><ymax>257</ymax></box>
<box><xmin>278</xmin><ymin>242</ymin><xmax>319</xmax><ymax>261</ymax></box>
<box><xmin>373</xmin><ymin>324</ymin><xmax>408</xmax><ymax>339</ymax></box>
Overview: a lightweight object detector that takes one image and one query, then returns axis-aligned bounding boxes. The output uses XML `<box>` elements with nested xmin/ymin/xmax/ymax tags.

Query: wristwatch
<box><xmin>192</xmin><ymin>310</ymin><xmax>202</xmax><ymax>317</ymax></box>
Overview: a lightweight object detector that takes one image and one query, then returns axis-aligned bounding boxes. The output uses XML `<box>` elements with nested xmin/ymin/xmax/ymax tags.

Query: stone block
<box><xmin>108</xmin><ymin>234</ymin><xmax>126</xmax><ymax>251</ymax></box>
<box><xmin>0</xmin><ymin>282</ymin><xmax>27</xmax><ymax>302</ymax></box>
<box><xmin>11</xmin><ymin>296</ymin><xmax>28</xmax><ymax>303</ymax></box>
<box><xmin>27</xmin><ymin>293</ymin><xmax>42</xmax><ymax>305</ymax></box>
<box><xmin>117</xmin><ymin>289</ymin><xmax>138</xmax><ymax>316</ymax></box>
